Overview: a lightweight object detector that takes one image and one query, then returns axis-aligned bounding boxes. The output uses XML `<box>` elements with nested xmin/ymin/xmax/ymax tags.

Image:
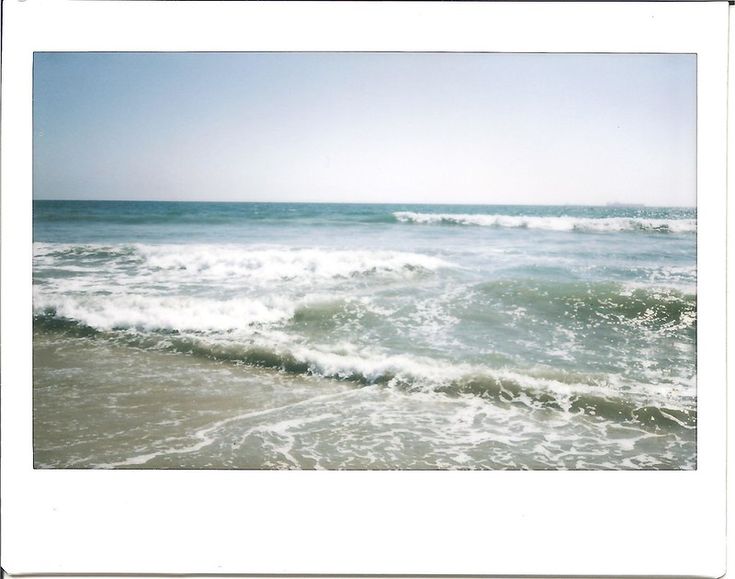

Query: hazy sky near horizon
<box><xmin>34</xmin><ymin>52</ymin><xmax>696</xmax><ymax>206</ymax></box>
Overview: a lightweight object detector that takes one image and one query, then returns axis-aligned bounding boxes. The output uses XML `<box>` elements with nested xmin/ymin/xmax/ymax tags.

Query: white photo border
<box><xmin>1</xmin><ymin>1</ymin><xmax>728</xmax><ymax>576</ymax></box>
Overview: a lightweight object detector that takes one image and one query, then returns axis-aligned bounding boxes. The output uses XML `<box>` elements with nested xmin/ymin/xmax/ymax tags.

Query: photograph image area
<box><xmin>33</xmin><ymin>52</ymin><xmax>696</xmax><ymax>470</ymax></box>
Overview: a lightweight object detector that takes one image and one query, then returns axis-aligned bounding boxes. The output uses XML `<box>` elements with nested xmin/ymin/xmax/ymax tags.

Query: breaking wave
<box><xmin>34</xmin><ymin>313</ymin><xmax>696</xmax><ymax>433</ymax></box>
<box><xmin>33</xmin><ymin>293</ymin><xmax>297</xmax><ymax>332</ymax></box>
<box><xmin>33</xmin><ymin>243</ymin><xmax>452</xmax><ymax>282</ymax></box>
<box><xmin>393</xmin><ymin>212</ymin><xmax>696</xmax><ymax>233</ymax></box>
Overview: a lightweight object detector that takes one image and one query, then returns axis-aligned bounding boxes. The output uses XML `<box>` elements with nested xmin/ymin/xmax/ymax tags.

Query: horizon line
<box><xmin>32</xmin><ymin>198</ymin><xmax>697</xmax><ymax>209</ymax></box>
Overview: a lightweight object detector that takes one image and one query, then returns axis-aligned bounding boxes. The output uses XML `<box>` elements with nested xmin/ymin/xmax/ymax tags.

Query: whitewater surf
<box><xmin>33</xmin><ymin>201</ymin><xmax>697</xmax><ymax>469</ymax></box>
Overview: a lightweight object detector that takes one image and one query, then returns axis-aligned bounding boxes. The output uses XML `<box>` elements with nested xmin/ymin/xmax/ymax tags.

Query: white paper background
<box><xmin>1</xmin><ymin>1</ymin><xmax>728</xmax><ymax>576</ymax></box>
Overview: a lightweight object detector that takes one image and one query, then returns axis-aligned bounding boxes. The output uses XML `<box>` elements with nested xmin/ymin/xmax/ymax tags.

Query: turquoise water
<box><xmin>33</xmin><ymin>201</ymin><xmax>696</xmax><ymax>469</ymax></box>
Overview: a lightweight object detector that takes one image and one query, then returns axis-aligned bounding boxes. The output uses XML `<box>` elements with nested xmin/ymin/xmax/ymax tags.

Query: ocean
<box><xmin>32</xmin><ymin>200</ymin><xmax>697</xmax><ymax>469</ymax></box>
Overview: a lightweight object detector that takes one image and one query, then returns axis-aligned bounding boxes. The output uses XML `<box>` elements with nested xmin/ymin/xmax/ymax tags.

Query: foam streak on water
<box><xmin>33</xmin><ymin>201</ymin><xmax>697</xmax><ymax>469</ymax></box>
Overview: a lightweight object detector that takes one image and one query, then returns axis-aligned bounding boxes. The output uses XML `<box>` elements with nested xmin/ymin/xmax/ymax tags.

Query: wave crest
<box><xmin>35</xmin><ymin>314</ymin><xmax>696</xmax><ymax>432</ymax></box>
<box><xmin>34</xmin><ymin>243</ymin><xmax>452</xmax><ymax>282</ymax></box>
<box><xmin>33</xmin><ymin>293</ymin><xmax>295</xmax><ymax>332</ymax></box>
<box><xmin>393</xmin><ymin>212</ymin><xmax>696</xmax><ymax>233</ymax></box>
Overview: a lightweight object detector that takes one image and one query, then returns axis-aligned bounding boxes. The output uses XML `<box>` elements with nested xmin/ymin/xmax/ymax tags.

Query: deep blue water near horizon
<box><xmin>33</xmin><ymin>199</ymin><xmax>695</xmax><ymax>242</ymax></box>
<box><xmin>33</xmin><ymin>200</ymin><xmax>697</xmax><ymax>469</ymax></box>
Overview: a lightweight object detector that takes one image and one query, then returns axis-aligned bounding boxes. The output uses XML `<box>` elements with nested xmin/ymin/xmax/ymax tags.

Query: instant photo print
<box><xmin>1</xmin><ymin>1</ymin><xmax>729</xmax><ymax>577</ymax></box>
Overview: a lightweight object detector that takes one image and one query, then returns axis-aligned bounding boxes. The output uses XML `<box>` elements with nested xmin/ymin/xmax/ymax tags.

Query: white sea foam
<box><xmin>33</xmin><ymin>291</ymin><xmax>295</xmax><ymax>332</ymax></box>
<box><xmin>200</xmin><ymin>335</ymin><xmax>696</xmax><ymax>408</ymax></box>
<box><xmin>393</xmin><ymin>212</ymin><xmax>697</xmax><ymax>233</ymax></box>
<box><xmin>34</xmin><ymin>243</ymin><xmax>452</xmax><ymax>282</ymax></box>
<box><xmin>33</xmin><ymin>277</ymin><xmax>697</xmax><ymax>409</ymax></box>
<box><xmin>142</xmin><ymin>245</ymin><xmax>451</xmax><ymax>279</ymax></box>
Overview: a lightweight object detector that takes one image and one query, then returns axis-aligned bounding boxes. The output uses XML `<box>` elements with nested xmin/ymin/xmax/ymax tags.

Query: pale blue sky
<box><xmin>34</xmin><ymin>52</ymin><xmax>696</xmax><ymax>206</ymax></box>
